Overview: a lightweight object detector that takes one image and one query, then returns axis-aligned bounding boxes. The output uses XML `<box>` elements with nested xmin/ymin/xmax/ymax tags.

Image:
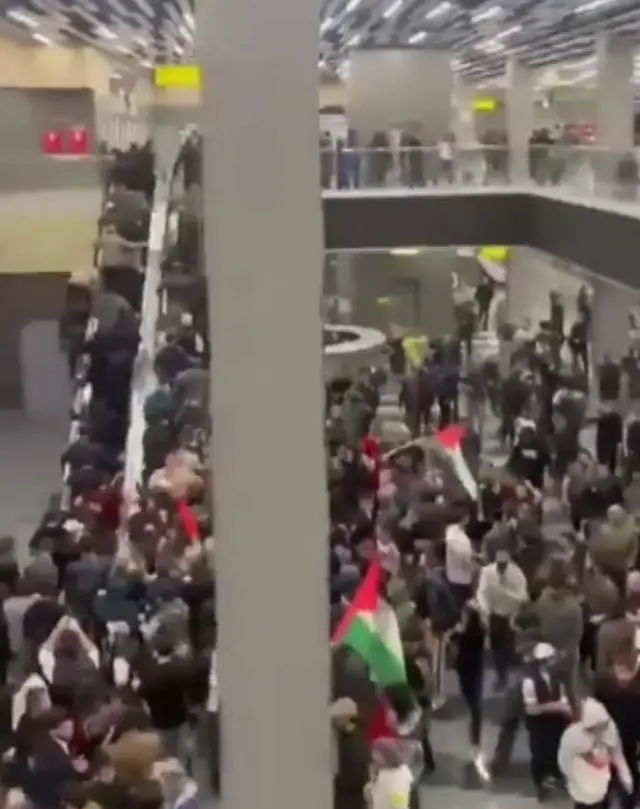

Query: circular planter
<box><xmin>323</xmin><ymin>324</ymin><xmax>387</xmax><ymax>381</ymax></box>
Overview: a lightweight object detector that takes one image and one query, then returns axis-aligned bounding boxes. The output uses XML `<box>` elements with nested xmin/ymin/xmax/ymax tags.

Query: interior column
<box><xmin>590</xmin><ymin>279</ymin><xmax>636</xmax><ymax>367</ymax></box>
<box><xmin>452</xmin><ymin>77</ymin><xmax>477</xmax><ymax>146</ymax></box>
<box><xmin>595</xmin><ymin>34</ymin><xmax>635</xmax><ymax>188</ymax></box>
<box><xmin>346</xmin><ymin>48</ymin><xmax>453</xmax><ymax>142</ymax></box>
<box><xmin>505</xmin><ymin>56</ymin><xmax>534</xmax><ymax>183</ymax></box>
<box><xmin>202</xmin><ymin>0</ymin><xmax>332</xmax><ymax>806</ymax></box>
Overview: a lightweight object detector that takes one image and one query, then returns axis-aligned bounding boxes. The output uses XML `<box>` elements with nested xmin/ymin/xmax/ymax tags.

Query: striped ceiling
<box><xmin>0</xmin><ymin>0</ymin><xmax>194</xmax><ymax>63</ymax></box>
<box><xmin>2</xmin><ymin>0</ymin><xmax>639</xmax><ymax>83</ymax></box>
<box><xmin>319</xmin><ymin>0</ymin><xmax>640</xmax><ymax>79</ymax></box>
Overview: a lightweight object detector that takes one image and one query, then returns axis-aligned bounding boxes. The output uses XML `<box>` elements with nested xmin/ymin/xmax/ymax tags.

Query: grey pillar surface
<box><xmin>596</xmin><ymin>34</ymin><xmax>634</xmax><ymax>153</ymax></box>
<box><xmin>202</xmin><ymin>0</ymin><xmax>332</xmax><ymax>806</ymax></box>
<box><xmin>505</xmin><ymin>56</ymin><xmax>534</xmax><ymax>183</ymax></box>
<box><xmin>595</xmin><ymin>35</ymin><xmax>635</xmax><ymax>188</ymax></box>
<box><xmin>591</xmin><ymin>279</ymin><xmax>636</xmax><ymax>365</ymax></box>
<box><xmin>346</xmin><ymin>49</ymin><xmax>453</xmax><ymax>142</ymax></box>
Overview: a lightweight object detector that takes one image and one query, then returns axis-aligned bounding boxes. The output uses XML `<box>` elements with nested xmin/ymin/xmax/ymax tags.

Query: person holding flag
<box><xmin>332</xmin><ymin>556</ymin><xmax>425</xmax><ymax>807</ymax></box>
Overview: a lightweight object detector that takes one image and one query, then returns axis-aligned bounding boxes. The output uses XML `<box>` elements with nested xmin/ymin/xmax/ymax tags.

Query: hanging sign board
<box><xmin>154</xmin><ymin>65</ymin><xmax>201</xmax><ymax>90</ymax></box>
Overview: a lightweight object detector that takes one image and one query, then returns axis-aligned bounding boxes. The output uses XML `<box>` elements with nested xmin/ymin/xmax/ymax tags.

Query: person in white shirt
<box><xmin>476</xmin><ymin>549</ymin><xmax>529</xmax><ymax>689</ymax></box>
<box><xmin>437</xmin><ymin>136</ymin><xmax>455</xmax><ymax>183</ymax></box>
<box><xmin>444</xmin><ymin>521</ymin><xmax>475</xmax><ymax>608</ymax></box>
<box><xmin>558</xmin><ymin>697</ymin><xmax>632</xmax><ymax>809</ymax></box>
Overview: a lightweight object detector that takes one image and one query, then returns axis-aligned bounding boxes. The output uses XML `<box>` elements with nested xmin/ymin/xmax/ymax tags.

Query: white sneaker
<box><xmin>473</xmin><ymin>752</ymin><xmax>492</xmax><ymax>784</ymax></box>
<box><xmin>431</xmin><ymin>695</ymin><xmax>446</xmax><ymax>711</ymax></box>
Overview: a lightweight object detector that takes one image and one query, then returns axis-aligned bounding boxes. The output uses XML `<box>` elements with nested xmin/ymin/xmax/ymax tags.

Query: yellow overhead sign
<box><xmin>154</xmin><ymin>65</ymin><xmax>201</xmax><ymax>90</ymax></box>
<box><xmin>473</xmin><ymin>97</ymin><xmax>499</xmax><ymax>112</ymax></box>
<box><xmin>479</xmin><ymin>245</ymin><xmax>509</xmax><ymax>262</ymax></box>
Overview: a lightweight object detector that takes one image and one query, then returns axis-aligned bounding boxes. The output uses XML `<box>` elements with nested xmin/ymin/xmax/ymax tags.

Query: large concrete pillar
<box><xmin>590</xmin><ymin>279</ymin><xmax>637</xmax><ymax>366</ymax></box>
<box><xmin>595</xmin><ymin>35</ymin><xmax>635</xmax><ymax>188</ymax></box>
<box><xmin>505</xmin><ymin>56</ymin><xmax>534</xmax><ymax>183</ymax></box>
<box><xmin>596</xmin><ymin>34</ymin><xmax>635</xmax><ymax>153</ymax></box>
<box><xmin>452</xmin><ymin>77</ymin><xmax>477</xmax><ymax>146</ymax></box>
<box><xmin>202</xmin><ymin>0</ymin><xmax>331</xmax><ymax>806</ymax></box>
<box><xmin>346</xmin><ymin>48</ymin><xmax>453</xmax><ymax>142</ymax></box>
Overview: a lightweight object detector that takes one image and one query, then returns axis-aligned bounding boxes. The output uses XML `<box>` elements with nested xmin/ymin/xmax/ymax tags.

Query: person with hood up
<box><xmin>522</xmin><ymin>642</ymin><xmax>572</xmax><ymax>801</ymax></box>
<box><xmin>589</xmin><ymin>506</ymin><xmax>639</xmax><ymax>594</ymax></box>
<box><xmin>558</xmin><ymin>697</ymin><xmax>633</xmax><ymax>809</ymax></box>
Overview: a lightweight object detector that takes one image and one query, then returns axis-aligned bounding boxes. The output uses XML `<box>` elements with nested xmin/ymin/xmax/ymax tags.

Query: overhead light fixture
<box><xmin>320</xmin><ymin>16</ymin><xmax>334</xmax><ymax>33</ymax></box>
<box><xmin>95</xmin><ymin>25</ymin><xmax>117</xmax><ymax>41</ymax></box>
<box><xmin>32</xmin><ymin>32</ymin><xmax>52</xmax><ymax>45</ymax></box>
<box><xmin>408</xmin><ymin>30</ymin><xmax>427</xmax><ymax>43</ymax></box>
<box><xmin>178</xmin><ymin>25</ymin><xmax>192</xmax><ymax>41</ymax></box>
<box><xmin>132</xmin><ymin>35</ymin><xmax>148</xmax><ymax>48</ymax></box>
<box><xmin>496</xmin><ymin>24</ymin><xmax>521</xmax><ymax>38</ymax></box>
<box><xmin>6</xmin><ymin>7</ymin><xmax>39</xmax><ymax>28</ymax></box>
<box><xmin>347</xmin><ymin>33</ymin><xmax>361</xmax><ymax>46</ymax></box>
<box><xmin>471</xmin><ymin>4</ymin><xmax>502</xmax><ymax>22</ymax></box>
<box><xmin>390</xmin><ymin>248</ymin><xmax>420</xmax><ymax>256</ymax></box>
<box><xmin>383</xmin><ymin>0</ymin><xmax>403</xmax><ymax>18</ymax></box>
<box><xmin>344</xmin><ymin>0</ymin><xmax>362</xmax><ymax>13</ymax></box>
<box><xmin>475</xmin><ymin>39</ymin><xmax>505</xmax><ymax>54</ymax></box>
<box><xmin>174</xmin><ymin>44</ymin><xmax>184</xmax><ymax>56</ymax></box>
<box><xmin>574</xmin><ymin>0</ymin><xmax>613</xmax><ymax>11</ymax></box>
<box><xmin>318</xmin><ymin>58</ymin><xmax>326</xmax><ymax>69</ymax></box>
<box><xmin>184</xmin><ymin>11</ymin><xmax>194</xmax><ymax>28</ymax></box>
<box><xmin>425</xmin><ymin>1</ymin><xmax>451</xmax><ymax>20</ymax></box>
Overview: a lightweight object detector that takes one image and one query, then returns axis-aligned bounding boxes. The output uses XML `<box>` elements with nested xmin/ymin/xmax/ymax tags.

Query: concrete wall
<box><xmin>326</xmin><ymin>249</ymin><xmax>482</xmax><ymax>336</ymax></box>
<box><xmin>0</xmin><ymin>273</ymin><xmax>71</xmax><ymax>411</ymax></box>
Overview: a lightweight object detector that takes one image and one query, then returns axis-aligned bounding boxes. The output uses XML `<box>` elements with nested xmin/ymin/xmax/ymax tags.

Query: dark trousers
<box><xmin>100</xmin><ymin>265</ymin><xmax>143</xmax><ymax>312</ymax></box>
<box><xmin>491</xmin><ymin>689</ymin><xmax>522</xmax><ymax>773</ymax></box>
<box><xmin>489</xmin><ymin>614</ymin><xmax>515</xmax><ymax>686</ymax></box>
<box><xmin>526</xmin><ymin>715</ymin><xmax>566</xmax><ymax>788</ymax></box>
<box><xmin>457</xmin><ymin>661</ymin><xmax>483</xmax><ymax>746</ymax></box>
<box><xmin>205</xmin><ymin>711</ymin><xmax>220</xmax><ymax>796</ymax></box>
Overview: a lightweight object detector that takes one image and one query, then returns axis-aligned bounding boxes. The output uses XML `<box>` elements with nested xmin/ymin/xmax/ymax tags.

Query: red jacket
<box><xmin>362</xmin><ymin>434</ymin><xmax>382</xmax><ymax>490</ymax></box>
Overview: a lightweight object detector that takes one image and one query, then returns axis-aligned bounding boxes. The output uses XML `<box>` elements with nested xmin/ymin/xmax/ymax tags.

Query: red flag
<box><xmin>177</xmin><ymin>499</ymin><xmax>200</xmax><ymax>543</ymax></box>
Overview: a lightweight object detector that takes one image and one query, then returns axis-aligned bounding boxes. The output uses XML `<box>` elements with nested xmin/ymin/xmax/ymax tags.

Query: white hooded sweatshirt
<box><xmin>558</xmin><ymin>698</ymin><xmax>632</xmax><ymax>805</ymax></box>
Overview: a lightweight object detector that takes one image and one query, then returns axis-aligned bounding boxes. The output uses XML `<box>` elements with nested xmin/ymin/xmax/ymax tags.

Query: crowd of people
<box><xmin>327</xmin><ymin>275</ymin><xmax>640</xmax><ymax>809</ymax></box>
<box><xmin>317</xmin><ymin>123</ymin><xmax>640</xmax><ymax>191</ymax></box>
<box><xmin>13</xmin><ymin>126</ymin><xmax>640</xmax><ymax>809</ymax></box>
<box><xmin>1</xmin><ymin>142</ymin><xmax>218</xmax><ymax>809</ymax></box>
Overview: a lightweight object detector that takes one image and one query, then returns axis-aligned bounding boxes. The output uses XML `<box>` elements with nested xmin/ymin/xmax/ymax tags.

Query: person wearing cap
<box><xmin>558</xmin><ymin>697</ymin><xmax>633</xmax><ymax>809</ymax></box>
<box><xmin>521</xmin><ymin>641</ymin><xmax>573</xmax><ymax>801</ymax></box>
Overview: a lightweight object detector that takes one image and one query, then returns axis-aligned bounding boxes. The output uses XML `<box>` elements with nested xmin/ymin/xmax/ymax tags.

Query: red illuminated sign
<box><xmin>42</xmin><ymin>129</ymin><xmax>63</xmax><ymax>155</ymax></box>
<box><xmin>67</xmin><ymin>126</ymin><xmax>89</xmax><ymax>155</ymax></box>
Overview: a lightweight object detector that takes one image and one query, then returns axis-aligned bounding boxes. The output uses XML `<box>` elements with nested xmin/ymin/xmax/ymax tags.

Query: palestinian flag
<box><xmin>433</xmin><ymin>424</ymin><xmax>479</xmax><ymax>500</ymax></box>
<box><xmin>331</xmin><ymin>556</ymin><xmax>407</xmax><ymax>687</ymax></box>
